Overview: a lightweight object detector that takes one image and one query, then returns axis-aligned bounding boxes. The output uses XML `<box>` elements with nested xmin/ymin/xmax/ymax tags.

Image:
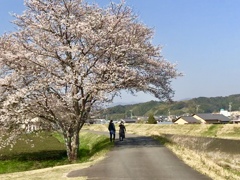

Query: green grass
<box><xmin>79</xmin><ymin>132</ymin><xmax>111</xmax><ymax>162</ymax></box>
<box><xmin>201</xmin><ymin>124</ymin><xmax>221</xmax><ymax>137</ymax></box>
<box><xmin>152</xmin><ymin>135</ymin><xmax>173</xmax><ymax>146</ymax></box>
<box><xmin>0</xmin><ymin>131</ymin><xmax>112</xmax><ymax>174</ymax></box>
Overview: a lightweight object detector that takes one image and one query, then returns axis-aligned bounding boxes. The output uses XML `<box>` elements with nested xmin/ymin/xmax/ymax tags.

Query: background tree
<box><xmin>147</xmin><ymin>114</ymin><xmax>157</xmax><ymax>124</ymax></box>
<box><xmin>0</xmin><ymin>0</ymin><xmax>181</xmax><ymax>162</ymax></box>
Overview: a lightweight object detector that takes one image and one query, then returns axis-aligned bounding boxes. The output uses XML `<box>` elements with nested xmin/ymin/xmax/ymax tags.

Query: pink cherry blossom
<box><xmin>0</xmin><ymin>0</ymin><xmax>181</xmax><ymax>162</ymax></box>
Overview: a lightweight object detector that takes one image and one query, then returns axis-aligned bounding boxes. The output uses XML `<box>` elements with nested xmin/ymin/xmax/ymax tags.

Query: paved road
<box><xmin>67</xmin><ymin>132</ymin><xmax>211</xmax><ymax>180</ymax></box>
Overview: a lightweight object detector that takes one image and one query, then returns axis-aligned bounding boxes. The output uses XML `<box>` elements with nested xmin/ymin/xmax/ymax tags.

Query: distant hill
<box><xmin>101</xmin><ymin>94</ymin><xmax>240</xmax><ymax>120</ymax></box>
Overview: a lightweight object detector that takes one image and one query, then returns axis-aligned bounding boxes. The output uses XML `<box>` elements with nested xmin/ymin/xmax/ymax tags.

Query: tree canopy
<box><xmin>0</xmin><ymin>0</ymin><xmax>181</xmax><ymax>161</ymax></box>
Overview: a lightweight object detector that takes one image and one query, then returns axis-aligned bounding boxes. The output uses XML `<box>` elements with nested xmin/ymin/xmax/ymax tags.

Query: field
<box><xmin>0</xmin><ymin>124</ymin><xmax>239</xmax><ymax>180</ymax></box>
<box><xmin>0</xmin><ymin>131</ymin><xmax>112</xmax><ymax>176</ymax></box>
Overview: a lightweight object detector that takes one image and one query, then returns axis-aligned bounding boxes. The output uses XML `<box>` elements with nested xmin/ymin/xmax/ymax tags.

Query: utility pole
<box><xmin>130</xmin><ymin>110</ymin><xmax>133</xmax><ymax>119</ymax></box>
<box><xmin>196</xmin><ymin>105</ymin><xmax>200</xmax><ymax>113</ymax></box>
<box><xmin>168</xmin><ymin>109</ymin><xmax>171</xmax><ymax>121</ymax></box>
<box><xmin>229</xmin><ymin>102</ymin><xmax>232</xmax><ymax>112</ymax></box>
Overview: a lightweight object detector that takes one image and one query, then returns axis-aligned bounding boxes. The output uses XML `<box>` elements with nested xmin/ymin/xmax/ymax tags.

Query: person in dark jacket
<box><xmin>119</xmin><ymin>121</ymin><xmax>126</xmax><ymax>141</ymax></box>
<box><xmin>108</xmin><ymin>120</ymin><xmax>116</xmax><ymax>142</ymax></box>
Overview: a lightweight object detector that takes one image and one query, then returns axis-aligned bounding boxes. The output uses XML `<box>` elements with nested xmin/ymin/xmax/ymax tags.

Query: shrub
<box><xmin>147</xmin><ymin>114</ymin><xmax>157</xmax><ymax>124</ymax></box>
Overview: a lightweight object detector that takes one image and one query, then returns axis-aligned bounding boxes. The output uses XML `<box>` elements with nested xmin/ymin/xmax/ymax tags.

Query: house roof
<box><xmin>176</xmin><ymin>116</ymin><xmax>200</xmax><ymax>123</ymax></box>
<box><xmin>231</xmin><ymin>119</ymin><xmax>240</xmax><ymax>122</ymax></box>
<box><xmin>121</xmin><ymin>118</ymin><xmax>136</xmax><ymax>123</ymax></box>
<box><xmin>194</xmin><ymin>113</ymin><xmax>230</xmax><ymax>122</ymax></box>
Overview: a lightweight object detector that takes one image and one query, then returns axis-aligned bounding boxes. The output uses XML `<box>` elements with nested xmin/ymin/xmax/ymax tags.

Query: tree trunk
<box><xmin>65</xmin><ymin>129</ymin><xmax>80</xmax><ymax>162</ymax></box>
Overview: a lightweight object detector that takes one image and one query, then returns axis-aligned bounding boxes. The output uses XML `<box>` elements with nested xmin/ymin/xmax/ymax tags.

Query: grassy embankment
<box><xmin>0</xmin><ymin>131</ymin><xmax>112</xmax><ymax>175</ymax></box>
<box><xmin>84</xmin><ymin>123</ymin><xmax>240</xmax><ymax>180</ymax></box>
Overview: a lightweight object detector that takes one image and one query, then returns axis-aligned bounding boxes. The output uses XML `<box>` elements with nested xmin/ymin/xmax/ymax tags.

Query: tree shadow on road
<box><xmin>114</xmin><ymin>135</ymin><xmax>164</xmax><ymax>149</ymax></box>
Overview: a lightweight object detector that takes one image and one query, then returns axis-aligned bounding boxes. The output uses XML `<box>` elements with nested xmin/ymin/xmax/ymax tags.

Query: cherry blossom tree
<box><xmin>0</xmin><ymin>0</ymin><xmax>181</xmax><ymax>162</ymax></box>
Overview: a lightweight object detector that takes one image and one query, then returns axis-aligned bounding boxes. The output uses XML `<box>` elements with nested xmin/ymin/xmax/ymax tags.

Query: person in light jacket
<box><xmin>119</xmin><ymin>121</ymin><xmax>126</xmax><ymax>141</ymax></box>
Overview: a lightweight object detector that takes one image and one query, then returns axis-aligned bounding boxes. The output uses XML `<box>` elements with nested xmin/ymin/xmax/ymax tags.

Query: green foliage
<box><xmin>0</xmin><ymin>131</ymin><xmax>112</xmax><ymax>174</ymax></box>
<box><xmin>147</xmin><ymin>114</ymin><xmax>157</xmax><ymax>124</ymax></box>
<box><xmin>78</xmin><ymin>132</ymin><xmax>112</xmax><ymax>162</ymax></box>
<box><xmin>132</xmin><ymin>101</ymin><xmax>163</xmax><ymax>115</ymax></box>
<box><xmin>104</xmin><ymin>101</ymin><xmax>163</xmax><ymax>119</ymax></box>
<box><xmin>103</xmin><ymin>94</ymin><xmax>240</xmax><ymax>119</ymax></box>
<box><xmin>0</xmin><ymin>132</ymin><xmax>66</xmax><ymax>161</ymax></box>
<box><xmin>0</xmin><ymin>132</ymin><xmax>67</xmax><ymax>174</ymax></box>
<box><xmin>152</xmin><ymin>135</ymin><xmax>172</xmax><ymax>145</ymax></box>
<box><xmin>201</xmin><ymin>125</ymin><xmax>222</xmax><ymax>137</ymax></box>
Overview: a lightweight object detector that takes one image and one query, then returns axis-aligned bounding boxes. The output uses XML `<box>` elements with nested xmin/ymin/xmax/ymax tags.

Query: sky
<box><xmin>1</xmin><ymin>0</ymin><xmax>240</xmax><ymax>104</ymax></box>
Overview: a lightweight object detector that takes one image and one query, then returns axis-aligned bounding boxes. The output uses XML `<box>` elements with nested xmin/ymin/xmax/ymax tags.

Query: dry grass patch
<box><xmin>216</xmin><ymin>124</ymin><xmax>240</xmax><ymax>139</ymax></box>
<box><xmin>158</xmin><ymin>135</ymin><xmax>240</xmax><ymax>180</ymax></box>
<box><xmin>164</xmin><ymin>143</ymin><xmax>239</xmax><ymax>180</ymax></box>
<box><xmin>0</xmin><ymin>163</ymin><xmax>87</xmax><ymax>180</ymax></box>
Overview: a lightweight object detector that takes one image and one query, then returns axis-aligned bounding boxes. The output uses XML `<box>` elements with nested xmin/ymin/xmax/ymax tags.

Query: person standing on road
<box><xmin>108</xmin><ymin>120</ymin><xmax>116</xmax><ymax>142</ymax></box>
<box><xmin>119</xmin><ymin>121</ymin><xmax>126</xmax><ymax>141</ymax></box>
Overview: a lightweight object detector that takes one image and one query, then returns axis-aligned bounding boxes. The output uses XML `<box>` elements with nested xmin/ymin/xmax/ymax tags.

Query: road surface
<box><xmin>67</xmin><ymin>132</ymin><xmax>211</xmax><ymax>180</ymax></box>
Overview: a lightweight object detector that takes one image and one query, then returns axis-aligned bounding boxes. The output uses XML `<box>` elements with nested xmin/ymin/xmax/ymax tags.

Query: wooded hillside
<box><xmin>101</xmin><ymin>94</ymin><xmax>240</xmax><ymax>120</ymax></box>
